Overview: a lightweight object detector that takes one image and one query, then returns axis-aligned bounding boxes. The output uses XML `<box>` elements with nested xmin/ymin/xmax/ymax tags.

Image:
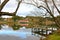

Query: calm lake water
<box><xmin>0</xmin><ymin>25</ymin><xmax>40</xmax><ymax>40</ymax></box>
<box><xmin>0</xmin><ymin>25</ymin><xmax>57</xmax><ymax>40</ymax></box>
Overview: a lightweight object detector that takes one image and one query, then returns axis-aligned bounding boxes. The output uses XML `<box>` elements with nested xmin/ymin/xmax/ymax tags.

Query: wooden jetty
<box><xmin>31</xmin><ymin>27</ymin><xmax>58</xmax><ymax>36</ymax></box>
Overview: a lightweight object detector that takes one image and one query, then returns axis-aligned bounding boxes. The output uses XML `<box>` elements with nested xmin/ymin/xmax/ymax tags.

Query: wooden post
<box><xmin>46</xmin><ymin>27</ymin><xmax>48</xmax><ymax>35</ymax></box>
<box><xmin>52</xmin><ymin>27</ymin><xmax>53</xmax><ymax>33</ymax></box>
<box><xmin>41</xmin><ymin>29</ymin><xmax>43</xmax><ymax>35</ymax></box>
<box><xmin>46</xmin><ymin>29</ymin><xmax>48</xmax><ymax>36</ymax></box>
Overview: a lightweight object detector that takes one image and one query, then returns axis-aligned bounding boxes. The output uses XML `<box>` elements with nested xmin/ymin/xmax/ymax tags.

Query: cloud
<box><xmin>1</xmin><ymin>0</ymin><xmax>35</xmax><ymax>16</ymax></box>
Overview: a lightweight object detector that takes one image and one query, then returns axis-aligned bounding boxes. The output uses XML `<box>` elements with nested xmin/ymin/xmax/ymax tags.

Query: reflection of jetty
<box><xmin>32</xmin><ymin>27</ymin><xmax>58</xmax><ymax>36</ymax></box>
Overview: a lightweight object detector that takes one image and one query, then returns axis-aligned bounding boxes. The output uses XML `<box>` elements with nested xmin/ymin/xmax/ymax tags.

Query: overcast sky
<box><xmin>1</xmin><ymin>0</ymin><xmax>35</xmax><ymax>17</ymax></box>
<box><xmin>1</xmin><ymin>0</ymin><xmax>60</xmax><ymax>18</ymax></box>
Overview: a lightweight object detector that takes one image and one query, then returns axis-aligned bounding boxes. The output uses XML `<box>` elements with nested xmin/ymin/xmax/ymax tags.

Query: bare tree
<box><xmin>23</xmin><ymin>0</ymin><xmax>60</xmax><ymax>27</ymax></box>
<box><xmin>44</xmin><ymin>0</ymin><xmax>60</xmax><ymax>28</ymax></box>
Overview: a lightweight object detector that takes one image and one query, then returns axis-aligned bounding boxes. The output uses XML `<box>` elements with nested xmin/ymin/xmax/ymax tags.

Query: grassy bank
<box><xmin>44</xmin><ymin>31</ymin><xmax>60</xmax><ymax>40</ymax></box>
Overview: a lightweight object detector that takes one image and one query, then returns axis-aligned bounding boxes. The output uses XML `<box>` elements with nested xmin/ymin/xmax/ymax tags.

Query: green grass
<box><xmin>48</xmin><ymin>34</ymin><xmax>60</xmax><ymax>40</ymax></box>
<box><xmin>44</xmin><ymin>32</ymin><xmax>60</xmax><ymax>40</ymax></box>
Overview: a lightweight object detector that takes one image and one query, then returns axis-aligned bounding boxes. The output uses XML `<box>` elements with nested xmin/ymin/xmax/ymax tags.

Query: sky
<box><xmin>1</xmin><ymin>0</ymin><xmax>36</xmax><ymax>17</ymax></box>
<box><xmin>1</xmin><ymin>0</ymin><xmax>60</xmax><ymax>18</ymax></box>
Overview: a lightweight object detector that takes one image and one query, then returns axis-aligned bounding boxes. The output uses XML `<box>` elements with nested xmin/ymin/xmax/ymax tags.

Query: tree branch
<box><xmin>52</xmin><ymin>0</ymin><xmax>60</xmax><ymax>14</ymax></box>
<box><xmin>14</xmin><ymin>0</ymin><xmax>22</xmax><ymax>15</ymax></box>
<box><xmin>44</xmin><ymin>0</ymin><xmax>60</xmax><ymax>27</ymax></box>
<box><xmin>22</xmin><ymin>2</ymin><xmax>36</xmax><ymax>6</ymax></box>
<box><xmin>44</xmin><ymin>0</ymin><xmax>52</xmax><ymax>12</ymax></box>
<box><xmin>38</xmin><ymin>5</ymin><xmax>50</xmax><ymax>13</ymax></box>
<box><xmin>32</xmin><ymin>0</ymin><xmax>38</xmax><ymax>7</ymax></box>
<box><xmin>0</xmin><ymin>12</ymin><xmax>15</xmax><ymax>16</ymax></box>
<box><xmin>0</xmin><ymin>0</ymin><xmax>9</xmax><ymax>12</ymax></box>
